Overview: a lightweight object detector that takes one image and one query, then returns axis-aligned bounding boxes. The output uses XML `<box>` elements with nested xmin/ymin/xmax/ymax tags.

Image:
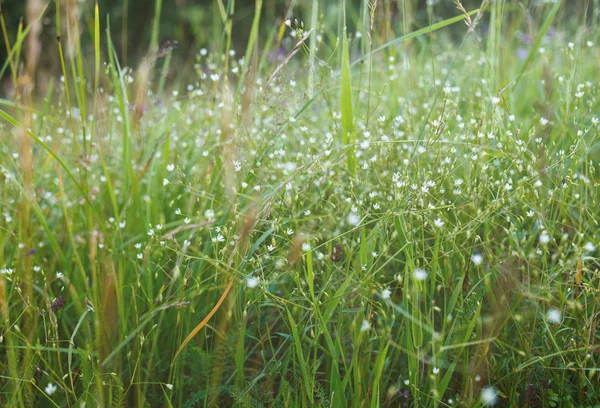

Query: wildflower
<box><xmin>381</xmin><ymin>288</ymin><xmax>392</xmax><ymax>300</ymax></box>
<box><xmin>302</xmin><ymin>242</ymin><xmax>311</xmax><ymax>252</ymax></box>
<box><xmin>45</xmin><ymin>383</ymin><xmax>58</xmax><ymax>396</ymax></box>
<box><xmin>471</xmin><ymin>254</ymin><xmax>483</xmax><ymax>265</ymax></box>
<box><xmin>163</xmin><ymin>178</ymin><xmax>169</xmax><ymax>186</ymax></box>
<box><xmin>539</xmin><ymin>117</ymin><xmax>549</xmax><ymax>126</ymax></box>
<box><xmin>166</xmin><ymin>164</ymin><xmax>175</xmax><ymax>172</ymax></box>
<box><xmin>360</xmin><ymin>319</ymin><xmax>371</xmax><ymax>332</ymax></box>
<box><xmin>584</xmin><ymin>242</ymin><xmax>595</xmax><ymax>252</ymax></box>
<box><xmin>204</xmin><ymin>209</ymin><xmax>215</xmax><ymax>219</ymax></box>
<box><xmin>481</xmin><ymin>387</ymin><xmax>498</xmax><ymax>406</ymax></box>
<box><xmin>433</xmin><ymin>218</ymin><xmax>445</xmax><ymax>228</ymax></box>
<box><xmin>166</xmin><ymin>384</ymin><xmax>173</xmax><ymax>390</ymax></box>
<box><xmin>245</xmin><ymin>276</ymin><xmax>259</xmax><ymax>288</ymax></box>
<box><xmin>539</xmin><ymin>231</ymin><xmax>551</xmax><ymax>244</ymax></box>
<box><xmin>547</xmin><ymin>308</ymin><xmax>562</xmax><ymax>324</ymax></box>
<box><xmin>137</xmin><ymin>253</ymin><xmax>143</xmax><ymax>259</ymax></box>
<box><xmin>413</xmin><ymin>268</ymin><xmax>428</xmax><ymax>281</ymax></box>
<box><xmin>432</xmin><ymin>367</ymin><xmax>440</xmax><ymax>374</ymax></box>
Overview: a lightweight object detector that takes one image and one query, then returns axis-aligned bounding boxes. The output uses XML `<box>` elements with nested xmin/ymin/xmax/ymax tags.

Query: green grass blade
<box><xmin>350</xmin><ymin>8</ymin><xmax>480</xmax><ymax>69</ymax></box>
<box><xmin>286</xmin><ymin>308</ymin><xmax>313</xmax><ymax>404</ymax></box>
<box><xmin>341</xmin><ymin>27</ymin><xmax>356</xmax><ymax>178</ymax></box>
<box><xmin>515</xmin><ymin>0</ymin><xmax>562</xmax><ymax>85</ymax></box>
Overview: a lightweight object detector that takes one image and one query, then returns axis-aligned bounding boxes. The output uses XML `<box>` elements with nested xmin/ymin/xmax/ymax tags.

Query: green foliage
<box><xmin>1</xmin><ymin>1</ymin><xmax>599</xmax><ymax>407</ymax></box>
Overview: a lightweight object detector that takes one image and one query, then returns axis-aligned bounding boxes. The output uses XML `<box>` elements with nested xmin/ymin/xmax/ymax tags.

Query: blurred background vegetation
<box><xmin>0</xmin><ymin>0</ymin><xmax>598</xmax><ymax>97</ymax></box>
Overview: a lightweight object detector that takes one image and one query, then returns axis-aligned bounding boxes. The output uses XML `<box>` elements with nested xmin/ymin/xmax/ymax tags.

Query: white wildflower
<box><xmin>245</xmin><ymin>276</ymin><xmax>259</xmax><ymax>288</ymax></box>
<box><xmin>481</xmin><ymin>387</ymin><xmax>498</xmax><ymax>406</ymax></box>
<box><xmin>45</xmin><ymin>383</ymin><xmax>58</xmax><ymax>396</ymax></box>
<box><xmin>471</xmin><ymin>254</ymin><xmax>483</xmax><ymax>265</ymax></box>
<box><xmin>539</xmin><ymin>231</ymin><xmax>551</xmax><ymax>244</ymax></box>
<box><xmin>381</xmin><ymin>288</ymin><xmax>392</xmax><ymax>300</ymax></box>
<box><xmin>360</xmin><ymin>319</ymin><xmax>371</xmax><ymax>332</ymax></box>
<box><xmin>413</xmin><ymin>268</ymin><xmax>428</xmax><ymax>281</ymax></box>
<box><xmin>547</xmin><ymin>308</ymin><xmax>562</xmax><ymax>324</ymax></box>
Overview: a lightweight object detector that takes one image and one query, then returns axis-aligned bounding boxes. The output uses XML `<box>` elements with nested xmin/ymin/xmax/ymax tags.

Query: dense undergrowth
<box><xmin>1</xmin><ymin>0</ymin><xmax>599</xmax><ymax>407</ymax></box>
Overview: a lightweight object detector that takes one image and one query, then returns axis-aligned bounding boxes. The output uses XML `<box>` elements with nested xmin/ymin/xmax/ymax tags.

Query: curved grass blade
<box><xmin>173</xmin><ymin>279</ymin><xmax>234</xmax><ymax>360</ymax></box>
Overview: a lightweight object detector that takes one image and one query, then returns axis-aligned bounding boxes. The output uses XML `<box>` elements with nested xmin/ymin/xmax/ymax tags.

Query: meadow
<box><xmin>0</xmin><ymin>0</ymin><xmax>599</xmax><ymax>406</ymax></box>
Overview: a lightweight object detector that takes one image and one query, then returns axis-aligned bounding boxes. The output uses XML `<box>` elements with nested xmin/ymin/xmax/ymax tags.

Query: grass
<box><xmin>1</xmin><ymin>0</ymin><xmax>599</xmax><ymax>406</ymax></box>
